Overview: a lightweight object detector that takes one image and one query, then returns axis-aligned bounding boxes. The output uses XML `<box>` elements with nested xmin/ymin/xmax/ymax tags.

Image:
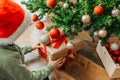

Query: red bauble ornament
<box><xmin>112</xmin><ymin>56</ymin><xmax>117</xmax><ymax>63</ymax></box>
<box><xmin>35</xmin><ymin>21</ymin><xmax>44</xmax><ymax>30</ymax></box>
<box><xmin>105</xmin><ymin>43</ymin><xmax>110</xmax><ymax>49</ymax></box>
<box><xmin>113</xmin><ymin>50</ymin><xmax>120</xmax><ymax>56</ymax></box>
<box><xmin>49</xmin><ymin>28</ymin><xmax>60</xmax><ymax>39</ymax></box>
<box><xmin>94</xmin><ymin>5</ymin><xmax>104</xmax><ymax>15</ymax></box>
<box><xmin>117</xmin><ymin>56</ymin><xmax>120</xmax><ymax>64</ymax></box>
<box><xmin>108</xmin><ymin>48</ymin><xmax>113</xmax><ymax>53</ymax></box>
<box><xmin>32</xmin><ymin>14</ymin><xmax>38</xmax><ymax>22</ymax></box>
<box><xmin>46</xmin><ymin>0</ymin><xmax>57</xmax><ymax>8</ymax></box>
<box><xmin>109</xmin><ymin>53</ymin><xmax>113</xmax><ymax>57</ymax></box>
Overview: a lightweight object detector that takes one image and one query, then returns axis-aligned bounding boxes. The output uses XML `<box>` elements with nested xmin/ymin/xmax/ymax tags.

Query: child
<box><xmin>0</xmin><ymin>0</ymin><xmax>64</xmax><ymax>80</ymax></box>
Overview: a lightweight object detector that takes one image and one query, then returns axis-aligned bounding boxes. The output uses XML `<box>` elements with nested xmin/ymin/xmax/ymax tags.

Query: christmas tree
<box><xmin>22</xmin><ymin>0</ymin><xmax>120</xmax><ymax>45</ymax></box>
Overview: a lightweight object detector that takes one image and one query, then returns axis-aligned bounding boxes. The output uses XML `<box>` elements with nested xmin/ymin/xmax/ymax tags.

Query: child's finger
<box><xmin>47</xmin><ymin>55</ymin><xmax>50</xmax><ymax>60</ymax></box>
<box><xmin>56</xmin><ymin>57</ymin><xmax>64</xmax><ymax>61</ymax></box>
<box><xmin>56</xmin><ymin>57</ymin><xmax>65</xmax><ymax>63</ymax></box>
<box><xmin>37</xmin><ymin>42</ymin><xmax>41</xmax><ymax>46</ymax></box>
<box><xmin>36</xmin><ymin>45</ymin><xmax>42</xmax><ymax>48</ymax></box>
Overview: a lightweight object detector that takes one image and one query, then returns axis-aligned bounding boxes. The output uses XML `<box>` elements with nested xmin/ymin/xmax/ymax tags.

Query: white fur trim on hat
<box><xmin>0</xmin><ymin>11</ymin><xmax>32</xmax><ymax>44</ymax></box>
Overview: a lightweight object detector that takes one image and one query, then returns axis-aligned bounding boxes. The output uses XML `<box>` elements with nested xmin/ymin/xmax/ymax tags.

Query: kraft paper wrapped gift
<box><xmin>39</xmin><ymin>34</ymin><xmax>84</xmax><ymax>60</ymax></box>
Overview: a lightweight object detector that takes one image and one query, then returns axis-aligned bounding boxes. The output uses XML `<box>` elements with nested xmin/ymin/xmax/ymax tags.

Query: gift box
<box><xmin>38</xmin><ymin>30</ymin><xmax>84</xmax><ymax>60</ymax></box>
<box><xmin>96</xmin><ymin>40</ymin><xmax>120</xmax><ymax>79</ymax></box>
<box><xmin>47</xmin><ymin>35</ymin><xmax>84</xmax><ymax>60</ymax></box>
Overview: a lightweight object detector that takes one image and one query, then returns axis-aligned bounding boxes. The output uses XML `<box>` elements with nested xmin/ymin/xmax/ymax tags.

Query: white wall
<box><xmin>14</xmin><ymin>0</ymin><xmax>28</xmax><ymax>9</ymax></box>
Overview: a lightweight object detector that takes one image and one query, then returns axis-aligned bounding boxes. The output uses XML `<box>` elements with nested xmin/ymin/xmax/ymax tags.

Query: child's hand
<box><xmin>48</xmin><ymin>55</ymin><xmax>65</xmax><ymax>69</ymax></box>
<box><xmin>32</xmin><ymin>43</ymin><xmax>41</xmax><ymax>50</ymax></box>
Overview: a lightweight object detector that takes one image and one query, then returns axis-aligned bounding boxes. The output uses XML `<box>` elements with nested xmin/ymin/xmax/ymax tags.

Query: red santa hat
<box><xmin>0</xmin><ymin>0</ymin><xmax>31</xmax><ymax>44</ymax></box>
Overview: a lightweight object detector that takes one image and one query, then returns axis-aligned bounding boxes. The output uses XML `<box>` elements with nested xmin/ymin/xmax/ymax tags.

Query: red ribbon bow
<box><xmin>38</xmin><ymin>34</ymin><xmax>68</xmax><ymax>59</ymax></box>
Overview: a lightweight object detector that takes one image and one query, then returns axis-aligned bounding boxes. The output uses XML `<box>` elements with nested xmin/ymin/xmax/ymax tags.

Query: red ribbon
<box><xmin>38</xmin><ymin>47</ymin><xmax>47</xmax><ymax>59</ymax></box>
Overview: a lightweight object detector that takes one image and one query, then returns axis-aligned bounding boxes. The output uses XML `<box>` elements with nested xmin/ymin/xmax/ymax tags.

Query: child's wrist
<box><xmin>32</xmin><ymin>46</ymin><xmax>37</xmax><ymax>50</ymax></box>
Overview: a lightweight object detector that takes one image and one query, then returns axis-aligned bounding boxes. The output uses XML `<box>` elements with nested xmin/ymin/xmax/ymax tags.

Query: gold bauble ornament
<box><xmin>98</xmin><ymin>29</ymin><xmax>107</xmax><ymax>38</ymax></box>
<box><xmin>82</xmin><ymin>14</ymin><xmax>91</xmax><ymax>24</ymax></box>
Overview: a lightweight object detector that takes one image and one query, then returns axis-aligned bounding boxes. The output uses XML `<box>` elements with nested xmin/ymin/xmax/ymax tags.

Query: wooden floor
<box><xmin>15</xmin><ymin>22</ymin><xmax>120</xmax><ymax>80</ymax></box>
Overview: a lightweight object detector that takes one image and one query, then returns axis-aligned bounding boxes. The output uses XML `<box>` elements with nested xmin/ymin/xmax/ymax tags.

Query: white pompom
<box><xmin>66</xmin><ymin>42</ymin><xmax>74</xmax><ymax>50</ymax></box>
<box><xmin>110</xmin><ymin>42</ymin><xmax>119</xmax><ymax>51</ymax></box>
<box><xmin>63</xmin><ymin>3</ymin><xmax>69</xmax><ymax>8</ymax></box>
<box><xmin>39</xmin><ymin>34</ymin><xmax>50</xmax><ymax>44</ymax></box>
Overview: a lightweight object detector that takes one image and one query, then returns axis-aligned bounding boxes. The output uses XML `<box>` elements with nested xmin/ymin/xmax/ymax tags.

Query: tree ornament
<box><xmin>59</xmin><ymin>2</ymin><xmax>64</xmax><ymax>7</ymax></box>
<box><xmin>98</xmin><ymin>29</ymin><xmax>107</xmax><ymax>38</ymax></box>
<box><xmin>94</xmin><ymin>5</ymin><xmax>104</xmax><ymax>15</ymax></box>
<box><xmin>93</xmin><ymin>31</ymin><xmax>98</xmax><ymax>37</ymax></box>
<box><xmin>42</xmin><ymin>13</ymin><xmax>50</xmax><ymax>21</ymax></box>
<box><xmin>40</xmin><ymin>34</ymin><xmax>50</xmax><ymax>44</ymax></box>
<box><xmin>81</xmin><ymin>14</ymin><xmax>91</xmax><ymax>24</ymax></box>
<box><xmin>66</xmin><ymin>42</ymin><xmax>74</xmax><ymax>50</ymax></box>
<box><xmin>49</xmin><ymin>28</ymin><xmax>60</xmax><ymax>39</ymax></box>
<box><xmin>63</xmin><ymin>3</ymin><xmax>69</xmax><ymax>8</ymax></box>
<box><xmin>105</xmin><ymin>43</ymin><xmax>110</xmax><ymax>49</ymax></box>
<box><xmin>117</xmin><ymin>56</ymin><xmax>120</xmax><ymax>64</ymax></box>
<box><xmin>111</xmin><ymin>9</ymin><xmax>120</xmax><ymax>17</ymax></box>
<box><xmin>32</xmin><ymin>14</ymin><xmax>38</xmax><ymax>22</ymax></box>
<box><xmin>113</xmin><ymin>50</ymin><xmax>120</xmax><ymax>56</ymax></box>
<box><xmin>110</xmin><ymin>42</ymin><xmax>119</xmax><ymax>51</ymax></box>
<box><xmin>93</xmin><ymin>31</ymin><xmax>100</xmax><ymax>41</ymax></box>
<box><xmin>46</xmin><ymin>0</ymin><xmax>57</xmax><ymax>8</ymax></box>
<box><xmin>112</xmin><ymin>57</ymin><xmax>117</xmax><ymax>63</ymax></box>
<box><xmin>35</xmin><ymin>21</ymin><xmax>44</xmax><ymax>30</ymax></box>
<box><xmin>108</xmin><ymin>48</ymin><xmax>113</xmax><ymax>53</ymax></box>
